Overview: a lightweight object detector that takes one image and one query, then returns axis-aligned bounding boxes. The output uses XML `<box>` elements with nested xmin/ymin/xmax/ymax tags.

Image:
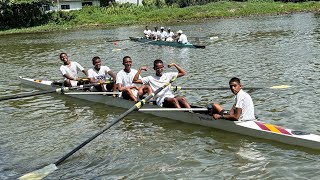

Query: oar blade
<box><xmin>270</xmin><ymin>85</ymin><xmax>291</xmax><ymax>89</ymax></box>
<box><xmin>19</xmin><ymin>164</ymin><xmax>57</xmax><ymax>180</ymax></box>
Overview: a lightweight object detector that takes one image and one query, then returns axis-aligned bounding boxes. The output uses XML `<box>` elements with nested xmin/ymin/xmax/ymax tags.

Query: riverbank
<box><xmin>1</xmin><ymin>1</ymin><xmax>319</xmax><ymax>35</ymax></box>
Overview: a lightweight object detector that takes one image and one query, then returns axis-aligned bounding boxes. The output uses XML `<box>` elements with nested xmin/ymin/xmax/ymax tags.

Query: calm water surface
<box><xmin>0</xmin><ymin>13</ymin><xmax>320</xmax><ymax>179</ymax></box>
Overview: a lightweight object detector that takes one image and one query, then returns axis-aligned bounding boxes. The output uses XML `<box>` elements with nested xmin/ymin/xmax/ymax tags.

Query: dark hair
<box><xmin>229</xmin><ymin>77</ymin><xmax>241</xmax><ymax>84</ymax></box>
<box><xmin>153</xmin><ymin>59</ymin><xmax>163</xmax><ymax>67</ymax></box>
<box><xmin>122</xmin><ymin>56</ymin><xmax>131</xmax><ymax>63</ymax></box>
<box><xmin>92</xmin><ymin>56</ymin><xmax>101</xmax><ymax>64</ymax></box>
<box><xmin>59</xmin><ymin>52</ymin><xmax>67</xmax><ymax>59</ymax></box>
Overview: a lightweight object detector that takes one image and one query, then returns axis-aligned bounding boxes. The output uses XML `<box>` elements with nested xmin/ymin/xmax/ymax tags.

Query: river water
<box><xmin>0</xmin><ymin>12</ymin><xmax>319</xmax><ymax>179</ymax></box>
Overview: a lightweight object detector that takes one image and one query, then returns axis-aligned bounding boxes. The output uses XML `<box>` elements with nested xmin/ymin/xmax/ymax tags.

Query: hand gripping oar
<box><xmin>0</xmin><ymin>82</ymin><xmax>110</xmax><ymax>101</ymax></box>
<box><xmin>171</xmin><ymin>85</ymin><xmax>291</xmax><ymax>91</ymax></box>
<box><xmin>19</xmin><ymin>77</ymin><xmax>177</xmax><ymax>180</ymax></box>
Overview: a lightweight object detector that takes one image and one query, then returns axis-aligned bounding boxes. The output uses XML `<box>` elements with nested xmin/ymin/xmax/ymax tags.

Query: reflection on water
<box><xmin>0</xmin><ymin>13</ymin><xmax>320</xmax><ymax>179</ymax></box>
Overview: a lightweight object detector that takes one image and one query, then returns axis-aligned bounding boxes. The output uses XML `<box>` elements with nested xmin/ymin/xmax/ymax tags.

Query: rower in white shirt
<box><xmin>176</xmin><ymin>30</ymin><xmax>188</xmax><ymax>44</ymax></box>
<box><xmin>59</xmin><ymin>53</ymin><xmax>88</xmax><ymax>87</ymax></box>
<box><xmin>143</xmin><ymin>26</ymin><xmax>152</xmax><ymax>39</ymax></box>
<box><xmin>166</xmin><ymin>28</ymin><xmax>174</xmax><ymax>42</ymax></box>
<box><xmin>159</xmin><ymin>27</ymin><xmax>167</xmax><ymax>41</ymax></box>
<box><xmin>210</xmin><ymin>77</ymin><xmax>255</xmax><ymax>121</ymax></box>
<box><xmin>116</xmin><ymin>56</ymin><xmax>152</xmax><ymax>103</ymax></box>
<box><xmin>133</xmin><ymin>59</ymin><xmax>191</xmax><ymax>108</ymax></box>
<box><xmin>151</xmin><ymin>26</ymin><xmax>161</xmax><ymax>40</ymax></box>
<box><xmin>88</xmin><ymin>56</ymin><xmax>117</xmax><ymax>92</ymax></box>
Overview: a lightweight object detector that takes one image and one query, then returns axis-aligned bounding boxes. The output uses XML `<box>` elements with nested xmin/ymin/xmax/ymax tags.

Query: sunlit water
<box><xmin>0</xmin><ymin>13</ymin><xmax>319</xmax><ymax>179</ymax></box>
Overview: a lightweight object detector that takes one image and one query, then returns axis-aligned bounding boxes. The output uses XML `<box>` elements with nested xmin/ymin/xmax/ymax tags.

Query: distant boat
<box><xmin>129</xmin><ymin>37</ymin><xmax>205</xmax><ymax>49</ymax></box>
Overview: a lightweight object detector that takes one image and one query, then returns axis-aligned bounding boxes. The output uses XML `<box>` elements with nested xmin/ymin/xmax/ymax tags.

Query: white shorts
<box><xmin>166</xmin><ymin>37</ymin><xmax>173</xmax><ymax>42</ymax></box>
<box><xmin>118</xmin><ymin>89</ymin><xmax>138</xmax><ymax>99</ymax></box>
<box><xmin>70</xmin><ymin>80</ymin><xmax>78</xmax><ymax>87</ymax></box>
<box><xmin>156</xmin><ymin>94</ymin><xmax>175</xmax><ymax>107</ymax></box>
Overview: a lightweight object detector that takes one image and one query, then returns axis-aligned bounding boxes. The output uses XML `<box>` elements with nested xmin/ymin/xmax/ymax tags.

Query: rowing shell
<box><xmin>129</xmin><ymin>37</ymin><xmax>206</xmax><ymax>49</ymax></box>
<box><xmin>19</xmin><ymin>77</ymin><xmax>320</xmax><ymax>150</ymax></box>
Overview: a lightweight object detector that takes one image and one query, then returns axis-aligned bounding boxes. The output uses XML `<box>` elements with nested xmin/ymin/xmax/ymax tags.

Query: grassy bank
<box><xmin>1</xmin><ymin>1</ymin><xmax>320</xmax><ymax>35</ymax></box>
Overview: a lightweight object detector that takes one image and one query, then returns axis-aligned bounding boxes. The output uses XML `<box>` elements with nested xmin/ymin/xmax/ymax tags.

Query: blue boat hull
<box><xmin>129</xmin><ymin>37</ymin><xmax>205</xmax><ymax>48</ymax></box>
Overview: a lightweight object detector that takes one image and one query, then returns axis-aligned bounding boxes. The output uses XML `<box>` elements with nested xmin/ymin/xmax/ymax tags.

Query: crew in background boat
<box><xmin>166</xmin><ymin>28</ymin><xmax>174</xmax><ymax>42</ymax></box>
<box><xmin>144</xmin><ymin>26</ymin><xmax>152</xmax><ymax>39</ymax></box>
<box><xmin>151</xmin><ymin>26</ymin><xmax>161</xmax><ymax>40</ymax></box>
<box><xmin>116</xmin><ymin>56</ymin><xmax>152</xmax><ymax>103</ymax></box>
<box><xmin>210</xmin><ymin>77</ymin><xmax>255</xmax><ymax>121</ymax></box>
<box><xmin>176</xmin><ymin>30</ymin><xmax>188</xmax><ymax>44</ymax></box>
<box><xmin>59</xmin><ymin>52</ymin><xmax>88</xmax><ymax>87</ymax></box>
<box><xmin>88</xmin><ymin>56</ymin><xmax>117</xmax><ymax>92</ymax></box>
<box><xmin>159</xmin><ymin>27</ymin><xmax>168</xmax><ymax>41</ymax></box>
<box><xmin>133</xmin><ymin>59</ymin><xmax>191</xmax><ymax>108</ymax></box>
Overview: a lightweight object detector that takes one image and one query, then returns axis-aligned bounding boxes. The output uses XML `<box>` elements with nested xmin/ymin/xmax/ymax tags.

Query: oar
<box><xmin>0</xmin><ymin>82</ymin><xmax>109</xmax><ymax>101</ymax></box>
<box><xmin>189</xmin><ymin>36</ymin><xmax>219</xmax><ymax>40</ymax></box>
<box><xmin>171</xmin><ymin>85</ymin><xmax>291</xmax><ymax>91</ymax></box>
<box><xmin>105</xmin><ymin>38</ymin><xmax>130</xmax><ymax>42</ymax></box>
<box><xmin>19</xmin><ymin>77</ymin><xmax>177</xmax><ymax>180</ymax></box>
<box><xmin>64</xmin><ymin>92</ymin><xmax>121</xmax><ymax>95</ymax></box>
<box><xmin>193</xmin><ymin>45</ymin><xmax>205</xmax><ymax>49</ymax></box>
<box><xmin>0</xmin><ymin>88</ymin><xmax>69</xmax><ymax>101</ymax></box>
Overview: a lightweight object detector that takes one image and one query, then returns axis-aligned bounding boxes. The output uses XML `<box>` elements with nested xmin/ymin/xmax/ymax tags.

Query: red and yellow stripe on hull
<box><xmin>34</xmin><ymin>79</ymin><xmax>42</xmax><ymax>83</ymax></box>
<box><xmin>255</xmin><ymin>121</ymin><xmax>292</xmax><ymax>136</ymax></box>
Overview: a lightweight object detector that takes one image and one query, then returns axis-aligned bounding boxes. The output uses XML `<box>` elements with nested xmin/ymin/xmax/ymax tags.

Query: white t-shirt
<box><xmin>178</xmin><ymin>34</ymin><xmax>188</xmax><ymax>44</ymax></box>
<box><xmin>166</xmin><ymin>31</ymin><xmax>174</xmax><ymax>38</ymax></box>
<box><xmin>141</xmin><ymin>72</ymin><xmax>178</xmax><ymax>106</ymax></box>
<box><xmin>160</xmin><ymin>31</ymin><xmax>167</xmax><ymax>41</ymax></box>
<box><xmin>116</xmin><ymin>69</ymin><xmax>141</xmax><ymax>87</ymax></box>
<box><xmin>88</xmin><ymin>66</ymin><xmax>111</xmax><ymax>81</ymax></box>
<box><xmin>116</xmin><ymin>69</ymin><xmax>141</xmax><ymax>98</ymax></box>
<box><xmin>60</xmin><ymin>61</ymin><xmax>84</xmax><ymax>80</ymax></box>
<box><xmin>152</xmin><ymin>30</ymin><xmax>161</xmax><ymax>39</ymax></box>
<box><xmin>144</xmin><ymin>29</ymin><xmax>152</xmax><ymax>37</ymax></box>
<box><xmin>234</xmin><ymin>89</ymin><xmax>255</xmax><ymax>121</ymax></box>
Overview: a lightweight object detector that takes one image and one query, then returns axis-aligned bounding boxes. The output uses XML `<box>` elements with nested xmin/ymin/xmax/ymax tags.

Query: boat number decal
<box><xmin>291</xmin><ymin>131</ymin><xmax>310</xmax><ymax>135</ymax></box>
<box><xmin>255</xmin><ymin>121</ymin><xmax>292</xmax><ymax>136</ymax></box>
<box><xmin>34</xmin><ymin>79</ymin><xmax>42</xmax><ymax>83</ymax></box>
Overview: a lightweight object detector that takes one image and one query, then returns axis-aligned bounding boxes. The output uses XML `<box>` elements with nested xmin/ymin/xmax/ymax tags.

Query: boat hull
<box><xmin>129</xmin><ymin>37</ymin><xmax>205</xmax><ymax>48</ymax></box>
<box><xmin>19</xmin><ymin>77</ymin><xmax>320</xmax><ymax>150</ymax></box>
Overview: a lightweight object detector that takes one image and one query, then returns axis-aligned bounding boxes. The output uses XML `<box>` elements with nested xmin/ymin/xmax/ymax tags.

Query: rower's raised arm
<box><xmin>133</xmin><ymin>66</ymin><xmax>147</xmax><ymax>84</ymax></box>
<box><xmin>82</xmin><ymin>69</ymin><xmax>88</xmax><ymax>77</ymax></box>
<box><xmin>108</xmin><ymin>70</ymin><xmax>117</xmax><ymax>82</ymax></box>
<box><xmin>168</xmin><ymin>63</ymin><xmax>186</xmax><ymax>78</ymax></box>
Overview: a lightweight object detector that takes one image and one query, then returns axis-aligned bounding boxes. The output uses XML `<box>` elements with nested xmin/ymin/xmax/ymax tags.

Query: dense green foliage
<box><xmin>0</xmin><ymin>0</ymin><xmax>319</xmax><ymax>34</ymax></box>
<box><xmin>0</xmin><ymin>0</ymin><xmax>51</xmax><ymax>29</ymax></box>
<box><xmin>50</xmin><ymin>1</ymin><xmax>319</xmax><ymax>26</ymax></box>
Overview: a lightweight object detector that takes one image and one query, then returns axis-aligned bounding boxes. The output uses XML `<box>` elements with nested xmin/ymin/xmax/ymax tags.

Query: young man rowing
<box><xmin>133</xmin><ymin>59</ymin><xmax>191</xmax><ymax>108</ymax></box>
<box><xmin>59</xmin><ymin>53</ymin><xmax>88</xmax><ymax>87</ymax></box>
<box><xmin>211</xmin><ymin>77</ymin><xmax>255</xmax><ymax>121</ymax></box>
<box><xmin>116</xmin><ymin>56</ymin><xmax>152</xmax><ymax>102</ymax></box>
<box><xmin>88</xmin><ymin>56</ymin><xmax>117</xmax><ymax>92</ymax></box>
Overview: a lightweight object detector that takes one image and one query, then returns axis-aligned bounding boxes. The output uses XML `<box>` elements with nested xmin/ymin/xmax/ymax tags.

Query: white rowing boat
<box><xmin>19</xmin><ymin>77</ymin><xmax>320</xmax><ymax>150</ymax></box>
